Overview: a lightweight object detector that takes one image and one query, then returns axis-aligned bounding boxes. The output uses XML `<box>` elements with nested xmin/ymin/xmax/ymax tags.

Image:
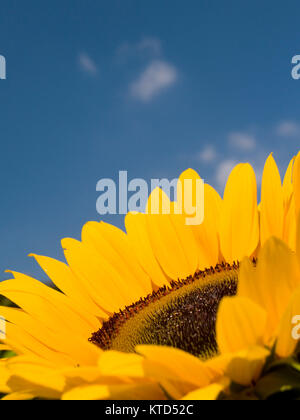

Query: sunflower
<box><xmin>0</xmin><ymin>152</ymin><xmax>299</xmax><ymax>400</ymax></box>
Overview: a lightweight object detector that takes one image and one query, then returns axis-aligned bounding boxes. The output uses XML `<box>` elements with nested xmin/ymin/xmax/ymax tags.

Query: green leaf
<box><xmin>254</xmin><ymin>365</ymin><xmax>300</xmax><ymax>400</ymax></box>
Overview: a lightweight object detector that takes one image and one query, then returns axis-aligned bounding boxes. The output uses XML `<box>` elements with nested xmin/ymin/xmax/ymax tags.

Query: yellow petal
<box><xmin>176</xmin><ymin>168</ymin><xmax>205</xmax><ymax>226</ymax></box>
<box><xmin>146</xmin><ymin>186</ymin><xmax>173</xmax><ymax>215</ymax></box>
<box><xmin>158</xmin><ymin>380</ymin><xmax>195</xmax><ymax>400</ymax></box>
<box><xmin>61</xmin><ymin>365</ymin><xmax>139</xmax><ymax>390</ymax></box>
<box><xmin>0</xmin><ymin>362</ymin><xmax>11</xmax><ymax>394</ymax></box>
<box><xmin>283</xmin><ymin>194</ymin><xmax>297</xmax><ymax>251</ymax></box>
<box><xmin>238</xmin><ymin>257</ymin><xmax>257</xmax><ymax>299</ymax></box>
<box><xmin>62</xmin><ymin>384</ymin><xmax>110</xmax><ymax>400</ymax></box>
<box><xmin>0</xmin><ymin>274</ymin><xmax>96</xmax><ymax>340</ymax></box>
<box><xmin>6</xmin><ymin>357</ymin><xmax>65</xmax><ymax>399</ymax></box>
<box><xmin>225</xmin><ymin>346</ymin><xmax>269</xmax><ymax>387</ymax></box>
<box><xmin>136</xmin><ymin>345</ymin><xmax>219</xmax><ymax>388</ymax></box>
<box><xmin>145</xmin><ymin>188</ymin><xmax>199</xmax><ymax>280</ymax></box>
<box><xmin>125</xmin><ymin>212</ymin><xmax>168</xmax><ymax>288</ymax></box>
<box><xmin>196</xmin><ymin>184</ymin><xmax>222</xmax><ymax>266</ymax></box>
<box><xmin>260</xmin><ymin>154</ymin><xmax>284</xmax><ymax>245</ymax></box>
<box><xmin>0</xmin><ymin>307</ymin><xmax>74</xmax><ymax>364</ymax></box>
<box><xmin>5</xmin><ymin>321</ymin><xmax>83</xmax><ymax>366</ymax></box>
<box><xmin>0</xmin><ymin>344</ymin><xmax>12</xmax><ymax>352</ymax></box>
<box><xmin>283</xmin><ymin>156</ymin><xmax>295</xmax><ymax>206</ymax></box>
<box><xmin>62</xmin><ymin>238</ymin><xmax>149</xmax><ymax>313</ymax></box>
<box><xmin>2</xmin><ymin>392</ymin><xmax>35</xmax><ymax>400</ymax></box>
<box><xmin>62</xmin><ymin>383</ymin><xmax>166</xmax><ymax>401</ymax></box>
<box><xmin>181</xmin><ymin>383</ymin><xmax>224</xmax><ymax>400</ymax></box>
<box><xmin>30</xmin><ymin>254</ymin><xmax>105</xmax><ymax>320</ymax></box>
<box><xmin>98</xmin><ymin>351</ymin><xmax>145</xmax><ymax>378</ymax></box>
<box><xmin>220</xmin><ymin>164</ymin><xmax>259</xmax><ymax>263</ymax></box>
<box><xmin>217</xmin><ymin>296</ymin><xmax>267</xmax><ymax>354</ymax></box>
<box><xmin>81</xmin><ymin>221</ymin><xmax>151</xmax><ymax>294</ymax></box>
<box><xmin>282</xmin><ymin>153</ymin><xmax>299</xmax><ymax>251</ymax></box>
<box><xmin>293</xmin><ymin>152</ymin><xmax>300</xmax><ymax>216</ymax></box>
<box><xmin>3</xmin><ymin>322</ymin><xmax>68</xmax><ymax>363</ymax></box>
<box><xmin>178</xmin><ymin>169</ymin><xmax>222</xmax><ymax>269</ymax></box>
<box><xmin>205</xmin><ymin>353</ymin><xmax>234</xmax><ymax>375</ymax></box>
<box><xmin>238</xmin><ymin>237</ymin><xmax>300</xmax><ymax>338</ymax></box>
<box><xmin>276</xmin><ymin>287</ymin><xmax>300</xmax><ymax>358</ymax></box>
<box><xmin>1</xmin><ymin>307</ymin><xmax>101</xmax><ymax>366</ymax></box>
<box><xmin>297</xmin><ymin>213</ymin><xmax>300</xmax><ymax>265</ymax></box>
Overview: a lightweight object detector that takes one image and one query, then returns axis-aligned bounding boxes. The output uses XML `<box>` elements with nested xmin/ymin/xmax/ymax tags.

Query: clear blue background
<box><xmin>0</xmin><ymin>0</ymin><xmax>299</xmax><ymax>282</ymax></box>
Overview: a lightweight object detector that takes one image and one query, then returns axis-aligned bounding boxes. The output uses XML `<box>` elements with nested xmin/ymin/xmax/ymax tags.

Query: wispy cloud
<box><xmin>197</xmin><ymin>145</ymin><xmax>217</xmax><ymax>163</ymax></box>
<box><xmin>215</xmin><ymin>160</ymin><xmax>237</xmax><ymax>191</ymax></box>
<box><xmin>78</xmin><ymin>53</ymin><xmax>98</xmax><ymax>75</ymax></box>
<box><xmin>137</xmin><ymin>37</ymin><xmax>162</xmax><ymax>55</ymax></box>
<box><xmin>130</xmin><ymin>60</ymin><xmax>177</xmax><ymax>102</ymax></box>
<box><xmin>228</xmin><ymin>132</ymin><xmax>256</xmax><ymax>151</ymax></box>
<box><xmin>276</xmin><ymin>120</ymin><xmax>300</xmax><ymax>137</ymax></box>
<box><xmin>117</xmin><ymin>37</ymin><xmax>162</xmax><ymax>59</ymax></box>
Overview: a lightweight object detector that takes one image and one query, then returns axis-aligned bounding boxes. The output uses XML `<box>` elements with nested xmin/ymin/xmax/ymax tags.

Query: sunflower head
<box><xmin>0</xmin><ymin>152</ymin><xmax>300</xmax><ymax>400</ymax></box>
<box><xmin>91</xmin><ymin>263</ymin><xmax>238</xmax><ymax>359</ymax></box>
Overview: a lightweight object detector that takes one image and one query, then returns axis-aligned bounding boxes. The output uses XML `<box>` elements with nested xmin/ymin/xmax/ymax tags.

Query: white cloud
<box><xmin>117</xmin><ymin>37</ymin><xmax>162</xmax><ymax>58</ymax></box>
<box><xmin>130</xmin><ymin>60</ymin><xmax>177</xmax><ymax>102</ymax></box>
<box><xmin>198</xmin><ymin>145</ymin><xmax>217</xmax><ymax>163</ymax></box>
<box><xmin>215</xmin><ymin>160</ymin><xmax>237</xmax><ymax>191</ymax></box>
<box><xmin>78</xmin><ymin>53</ymin><xmax>98</xmax><ymax>75</ymax></box>
<box><xmin>228</xmin><ymin>132</ymin><xmax>256</xmax><ymax>151</ymax></box>
<box><xmin>276</xmin><ymin>120</ymin><xmax>300</xmax><ymax>137</ymax></box>
<box><xmin>137</xmin><ymin>37</ymin><xmax>162</xmax><ymax>55</ymax></box>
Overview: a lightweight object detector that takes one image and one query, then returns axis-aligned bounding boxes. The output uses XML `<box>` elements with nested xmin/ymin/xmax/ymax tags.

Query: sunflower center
<box><xmin>90</xmin><ymin>263</ymin><xmax>238</xmax><ymax>359</ymax></box>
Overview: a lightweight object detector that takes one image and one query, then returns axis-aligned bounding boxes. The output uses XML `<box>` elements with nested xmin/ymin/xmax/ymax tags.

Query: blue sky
<box><xmin>0</xmin><ymin>0</ymin><xmax>300</xmax><ymax>282</ymax></box>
